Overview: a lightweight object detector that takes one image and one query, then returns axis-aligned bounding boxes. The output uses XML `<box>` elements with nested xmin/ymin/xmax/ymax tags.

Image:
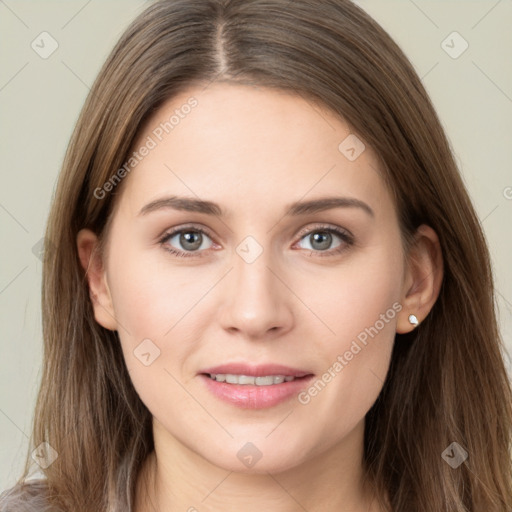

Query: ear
<box><xmin>76</xmin><ymin>228</ymin><xmax>118</xmax><ymax>331</ymax></box>
<box><xmin>396</xmin><ymin>224</ymin><xmax>444</xmax><ymax>334</ymax></box>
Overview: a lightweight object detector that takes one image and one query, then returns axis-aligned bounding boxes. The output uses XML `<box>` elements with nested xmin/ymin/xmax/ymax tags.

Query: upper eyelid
<box><xmin>158</xmin><ymin>222</ymin><xmax>213</xmax><ymax>237</ymax></box>
<box><xmin>295</xmin><ymin>223</ymin><xmax>352</xmax><ymax>239</ymax></box>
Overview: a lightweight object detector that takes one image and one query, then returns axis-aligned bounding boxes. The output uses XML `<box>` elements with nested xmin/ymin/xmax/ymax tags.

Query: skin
<box><xmin>77</xmin><ymin>83</ymin><xmax>443</xmax><ymax>512</ymax></box>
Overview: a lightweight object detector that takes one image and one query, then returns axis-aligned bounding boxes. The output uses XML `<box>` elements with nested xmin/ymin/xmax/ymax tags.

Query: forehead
<box><xmin>117</xmin><ymin>82</ymin><xmax>389</xmax><ymax>219</ymax></box>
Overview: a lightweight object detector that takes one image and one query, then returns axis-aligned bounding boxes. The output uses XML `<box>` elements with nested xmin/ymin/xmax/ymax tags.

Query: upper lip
<box><xmin>200</xmin><ymin>363</ymin><xmax>313</xmax><ymax>378</ymax></box>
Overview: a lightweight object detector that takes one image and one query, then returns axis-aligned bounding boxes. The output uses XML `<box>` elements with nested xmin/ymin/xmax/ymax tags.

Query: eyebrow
<box><xmin>138</xmin><ymin>195</ymin><xmax>374</xmax><ymax>218</ymax></box>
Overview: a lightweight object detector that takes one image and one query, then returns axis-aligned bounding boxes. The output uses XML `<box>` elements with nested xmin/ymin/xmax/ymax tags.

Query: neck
<box><xmin>135</xmin><ymin>418</ymin><xmax>384</xmax><ymax>512</ymax></box>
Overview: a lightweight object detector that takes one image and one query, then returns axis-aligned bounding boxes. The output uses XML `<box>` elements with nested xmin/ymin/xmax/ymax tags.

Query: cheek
<box><xmin>106</xmin><ymin>240</ymin><xmax>210</xmax><ymax>340</ymax></box>
<box><xmin>105</xmin><ymin>242</ymin><xmax>210</xmax><ymax>393</ymax></box>
<box><xmin>300</xmin><ymin>241</ymin><xmax>403</xmax><ymax>352</ymax></box>
<box><xmin>294</xmin><ymin>243</ymin><xmax>402</xmax><ymax>424</ymax></box>
<box><xmin>106</xmin><ymin>248</ymin><xmax>200</xmax><ymax>419</ymax></box>
<box><xmin>105</xmin><ymin>238</ymin><xmax>236</xmax><ymax>407</ymax></box>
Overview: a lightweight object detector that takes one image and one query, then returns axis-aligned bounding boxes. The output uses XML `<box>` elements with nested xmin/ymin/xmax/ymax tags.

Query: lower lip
<box><xmin>199</xmin><ymin>374</ymin><xmax>315</xmax><ymax>409</ymax></box>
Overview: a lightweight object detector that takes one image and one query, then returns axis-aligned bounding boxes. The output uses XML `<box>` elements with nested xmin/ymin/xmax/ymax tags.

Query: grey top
<box><xmin>0</xmin><ymin>478</ymin><xmax>63</xmax><ymax>512</ymax></box>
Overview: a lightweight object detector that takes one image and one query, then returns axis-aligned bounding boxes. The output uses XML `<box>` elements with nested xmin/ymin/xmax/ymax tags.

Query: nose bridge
<box><xmin>219</xmin><ymin>234</ymin><xmax>293</xmax><ymax>337</ymax></box>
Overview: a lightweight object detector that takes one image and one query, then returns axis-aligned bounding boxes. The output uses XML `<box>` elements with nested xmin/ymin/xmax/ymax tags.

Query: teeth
<box><xmin>209</xmin><ymin>374</ymin><xmax>297</xmax><ymax>385</ymax></box>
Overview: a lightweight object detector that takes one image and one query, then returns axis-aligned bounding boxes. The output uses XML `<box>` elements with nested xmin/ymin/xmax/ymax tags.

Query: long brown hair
<box><xmin>2</xmin><ymin>0</ymin><xmax>511</xmax><ymax>510</ymax></box>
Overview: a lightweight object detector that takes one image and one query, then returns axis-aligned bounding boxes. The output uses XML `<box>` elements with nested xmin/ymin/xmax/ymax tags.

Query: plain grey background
<box><xmin>1</xmin><ymin>0</ymin><xmax>511</xmax><ymax>489</ymax></box>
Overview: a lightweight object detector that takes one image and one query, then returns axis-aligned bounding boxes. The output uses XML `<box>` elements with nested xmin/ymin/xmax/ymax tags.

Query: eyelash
<box><xmin>158</xmin><ymin>224</ymin><xmax>354</xmax><ymax>259</ymax></box>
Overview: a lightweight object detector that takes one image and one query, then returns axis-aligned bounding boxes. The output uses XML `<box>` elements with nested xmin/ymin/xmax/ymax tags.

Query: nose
<box><xmin>218</xmin><ymin>242</ymin><xmax>295</xmax><ymax>340</ymax></box>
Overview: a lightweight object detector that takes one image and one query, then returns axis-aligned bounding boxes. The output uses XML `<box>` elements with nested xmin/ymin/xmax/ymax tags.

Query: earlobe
<box><xmin>396</xmin><ymin>224</ymin><xmax>444</xmax><ymax>334</ymax></box>
<box><xmin>76</xmin><ymin>228</ymin><xmax>118</xmax><ymax>331</ymax></box>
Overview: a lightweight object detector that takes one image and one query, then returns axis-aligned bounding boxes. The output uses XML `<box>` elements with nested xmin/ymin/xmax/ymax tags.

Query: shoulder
<box><xmin>0</xmin><ymin>478</ymin><xmax>62</xmax><ymax>512</ymax></box>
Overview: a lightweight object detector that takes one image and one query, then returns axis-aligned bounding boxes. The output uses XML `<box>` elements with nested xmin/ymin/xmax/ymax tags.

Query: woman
<box><xmin>1</xmin><ymin>0</ymin><xmax>511</xmax><ymax>511</ymax></box>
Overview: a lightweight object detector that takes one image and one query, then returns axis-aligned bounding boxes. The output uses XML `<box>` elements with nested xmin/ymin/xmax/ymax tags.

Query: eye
<box><xmin>158</xmin><ymin>224</ymin><xmax>354</xmax><ymax>259</ymax></box>
<box><xmin>294</xmin><ymin>225</ymin><xmax>354</xmax><ymax>257</ymax></box>
<box><xmin>158</xmin><ymin>226</ymin><xmax>215</xmax><ymax>258</ymax></box>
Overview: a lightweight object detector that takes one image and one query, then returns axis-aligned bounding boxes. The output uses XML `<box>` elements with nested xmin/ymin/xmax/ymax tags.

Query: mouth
<box><xmin>198</xmin><ymin>363</ymin><xmax>315</xmax><ymax>409</ymax></box>
<box><xmin>204</xmin><ymin>373</ymin><xmax>308</xmax><ymax>385</ymax></box>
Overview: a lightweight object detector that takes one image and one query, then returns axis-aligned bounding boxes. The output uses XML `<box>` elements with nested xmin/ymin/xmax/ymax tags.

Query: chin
<box><xmin>203</xmin><ymin>442</ymin><xmax>309</xmax><ymax>475</ymax></box>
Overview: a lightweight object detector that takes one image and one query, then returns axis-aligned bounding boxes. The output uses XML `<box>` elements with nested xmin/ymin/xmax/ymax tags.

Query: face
<box><xmin>86</xmin><ymin>82</ymin><xmax>410</xmax><ymax>474</ymax></box>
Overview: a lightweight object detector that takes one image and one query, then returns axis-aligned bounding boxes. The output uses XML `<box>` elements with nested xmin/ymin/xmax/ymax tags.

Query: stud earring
<box><xmin>408</xmin><ymin>314</ymin><xmax>419</xmax><ymax>327</ymax></box>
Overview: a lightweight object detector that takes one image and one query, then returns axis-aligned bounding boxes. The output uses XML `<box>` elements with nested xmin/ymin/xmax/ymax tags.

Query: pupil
<box><xmin>312</xmin><ymin>232</ymin><xmax>331</xmax><ymax>250</ymax></box>
<box><xmin>181</xmin><ymin>231</ymin><xmax>202</xmax><ymax>250</ymax></box>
